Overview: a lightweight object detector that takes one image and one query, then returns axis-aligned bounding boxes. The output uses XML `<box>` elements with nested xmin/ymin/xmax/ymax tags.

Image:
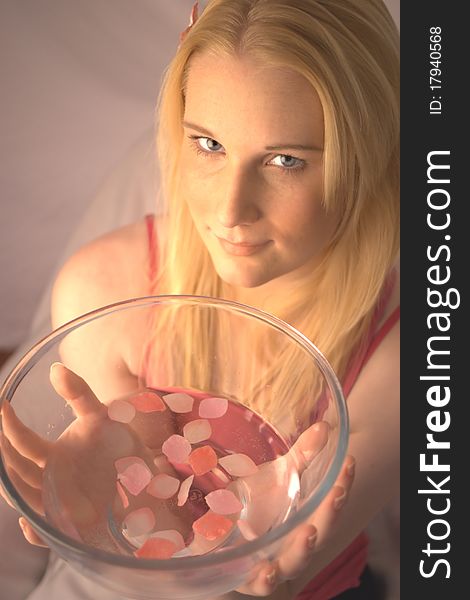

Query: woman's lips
<box><xmin>215</xmin><ymin>236</ymin><xmax>271</xmax><ymax>257</ymax></box>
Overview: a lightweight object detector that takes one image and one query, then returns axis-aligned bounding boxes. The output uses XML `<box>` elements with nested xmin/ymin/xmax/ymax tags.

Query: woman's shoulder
<box><xmin>51</xmin><ymin>218</ymin><xmax>153</xmax><ymax>329</ymax></box>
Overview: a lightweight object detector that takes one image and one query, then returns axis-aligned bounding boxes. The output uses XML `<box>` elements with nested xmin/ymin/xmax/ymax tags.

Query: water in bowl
<box><xmin>42</xmin><ymin>388</ymin><xmax>300</xmax><ymax>559</ymax></box>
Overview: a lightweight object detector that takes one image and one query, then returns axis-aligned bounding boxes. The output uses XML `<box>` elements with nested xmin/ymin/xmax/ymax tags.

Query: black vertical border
<box><xmin>401</xmin><ymin>2</ymin><xmax>465</xmax><ymax>597</ymax></box>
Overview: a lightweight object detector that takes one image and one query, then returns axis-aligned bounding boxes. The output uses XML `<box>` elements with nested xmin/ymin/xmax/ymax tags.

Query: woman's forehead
<box><xmin>184</xmin><ymin>52</ymin><xmax>324</xmax><ymax>147</ymax></box>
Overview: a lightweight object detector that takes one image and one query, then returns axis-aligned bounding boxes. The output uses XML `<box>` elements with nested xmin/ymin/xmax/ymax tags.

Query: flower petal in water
<box><xmin>189</xmin><ymin>445</ymin><xmax>218</xmax><ymax>475</ymax></box>
<box><xmin>162</xmin><ymin>392</ymin><xmax>194</xmax><ymax>413</ymax></box>
<box><xmin>211</xmin><ymin>467</ymin><xmax>230</xmax><ymax>485</ymax></box>
<box><xmin>129</xmin><ymin>391</ymin><xmax>166</xmax><ymax>413</ymax></box>
<box><xmin>108</xmin><ymin>399</ymin><xmax>136</xmax><ymax>423</ymax></box>
<box><xmin>192</xmin><ymin>511</ymin><xmax>234</xmax><ymax>540</ymax></box>
<box><xmin>116</xmin><ymin>481</ymin><xmax>129</xmax><ymax>509</ymax></box>
<box><xmin>199</xmin><ymin>396</ymin><xmax>228</xmax><ymax>419</ymax></box>
<box><xmin>134</xmin><ymin>537</ymin><xmax>177</xmax><ymax>559</ymax></box>
<box><xmin>115</xmin><ymin>456</ymin><xmax>147</xmax><ymax>474</ymax></box>
<box><xmin>183</xmin><ymin>419</ymin><xmax>212</xmax><ymax>444</ymax></box>
<box><xmin>150</xmin><ymin>529</ymin><xmax>186</xmax><ymax>552</ymax></box>
<box><xmin>177</xmin><ymin>474</ymin><xmax>194</xmax><ymax>507</ymax></box>
<box><xmin>146</xmin><ymin>473</ymin><xmax>180</xmax><ymax>499</ymax></box>
<box><xmin>218</xmin><ymin>453</ymin><xmax>258</xmax><ymax>477</ymax></box>
<box><xmin>115</xmin><ymin>457</ymin><xmax>152</xmax><ymax>496</ymax></box>
<box><xmin>162</xmin><ymin>434</ymin><xmax>192</xmax><ymax>464</ymax></box>
<box><xmin>124</xmin><ymin>507</ymin><xmax>155</xmax><ymax>537</ymax></box>
<box><xmin>205</xmin><ymin>489</ymin><xmax>243</xmax><ymax>515</ymax></box>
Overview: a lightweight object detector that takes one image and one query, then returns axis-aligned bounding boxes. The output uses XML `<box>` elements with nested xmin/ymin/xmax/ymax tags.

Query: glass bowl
<box><xmin>0</xmin><ymin>296</ymin><xmax>348</xmax><ymax>600</ymax></box>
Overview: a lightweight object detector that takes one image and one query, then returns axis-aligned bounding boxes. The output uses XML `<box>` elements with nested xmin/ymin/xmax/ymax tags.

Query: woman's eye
<box><xmin>195</xmin><ymin>137</ymin><xmax>224</xmax><ymax>153</ymax></box>
<box><xmin>269</xmin><ymin>154</ymin><xmax>305</xmax><ymax>170</ymax></box>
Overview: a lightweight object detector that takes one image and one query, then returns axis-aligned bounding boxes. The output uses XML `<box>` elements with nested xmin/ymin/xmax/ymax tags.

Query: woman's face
<box><xmin>180</xmin><ymin>52</ymin><xmax>338</xmax><ymax>291</ymax></box>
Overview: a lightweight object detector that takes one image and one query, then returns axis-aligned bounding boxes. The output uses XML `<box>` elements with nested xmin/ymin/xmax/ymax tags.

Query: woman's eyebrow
<box><xmin>183</xmin><ymin>120</ymin><xmax>322</xmax><ymax>152</ymax></box>
<box><xmin>265</xmin><ymin>143</ymin><xmax>323</xmax><ymax>152</ymax></box>
<box><xmin>182</xmin><ymin>121</ymin><xmax>216</xmax><ymax>138</ymax></box>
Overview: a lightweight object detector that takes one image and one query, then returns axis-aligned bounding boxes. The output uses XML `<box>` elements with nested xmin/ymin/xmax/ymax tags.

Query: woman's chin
<box><xmin>213</xmin><ymin>261</ymin><xmax>274</xmax><ymax>290</ymax></box>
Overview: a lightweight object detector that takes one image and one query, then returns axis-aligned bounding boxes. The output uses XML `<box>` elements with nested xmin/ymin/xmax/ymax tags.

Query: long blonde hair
<box><xmin>148</xmin><ymin>0</ymin><xmax>399</xmax><ymax>428</ymax></box>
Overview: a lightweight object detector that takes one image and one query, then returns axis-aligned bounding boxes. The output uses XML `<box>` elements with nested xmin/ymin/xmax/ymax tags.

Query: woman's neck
<box><xmin>224</xmin><ymin>261</ymin><xmax>317</xmax><ymax>314</ymax></box>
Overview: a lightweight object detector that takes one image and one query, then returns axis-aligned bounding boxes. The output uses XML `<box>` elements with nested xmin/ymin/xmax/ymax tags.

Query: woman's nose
<box><xmin>216</xmin><ymin>166</ymin><xmax>261</xmax><ymax>228</ymax></box>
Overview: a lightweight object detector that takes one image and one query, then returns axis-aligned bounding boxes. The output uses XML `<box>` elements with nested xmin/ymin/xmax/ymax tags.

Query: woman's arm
<box><xmin>50</xmin><ymin>220</ymin><xmax>150</xmax><ymax>401</ymax></box>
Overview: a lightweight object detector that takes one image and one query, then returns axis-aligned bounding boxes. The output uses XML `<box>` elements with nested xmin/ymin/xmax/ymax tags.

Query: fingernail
<box><xmin>302</xmin><ymin>449</ymin><xmax>315</xmax><ymax>462</ymax></box>
<box><xmin>307</xmin><ymin>532</ymin><xmax>317</xmax><ymax>550</ymax></box>
<box><xmin>334</xmin><ymin>489</ymin><xmax>347</xmax><ymax>510</ymax></box>
<box><xmin>266</xmin><ymin>567</ymin><xmax>277</xmax><ymax>586</ymax></box>
<box><xmin>347</xmin><ymin>460</ymin><xmax>355</xmax><ymax>477</ymax></box>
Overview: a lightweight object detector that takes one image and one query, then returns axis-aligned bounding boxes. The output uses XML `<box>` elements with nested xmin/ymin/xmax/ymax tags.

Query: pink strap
<box><xmin>342</xmin><ymin>305</ymin><xmax>400</xmax><ymax>397</ymax></box>
<box><xmin>361</xmin><ymin>306</ymin><xmax>400</xmax><ymax>367</ymax></box>
<box><xmin>145</xmin><ymin>214</ymin><xmax>158</xmax><ymax>284</ymax></box>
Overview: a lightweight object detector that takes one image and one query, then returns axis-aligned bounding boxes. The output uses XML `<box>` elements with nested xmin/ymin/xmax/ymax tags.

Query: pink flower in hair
<box><xmin>180</xmin><ymin>1</ymin><xmax>200</xmax><ymax>43</ymax></box>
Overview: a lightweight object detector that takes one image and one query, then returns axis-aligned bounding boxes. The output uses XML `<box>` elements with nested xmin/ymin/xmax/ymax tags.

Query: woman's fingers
<box><xmin>19</xmin><ymin>517</ymin><xmax>48</xmax><ymax>548</ymax></box>
<box><xmin>1</xmin><ymin>401</ymin><xmax>51</xmax><ymax>467</ymax></box>
<box><xmin>0</xmin><ymin>481</ymin><xmax>15</xmax><ymax>509</ymax></box>
<box><xmin>275</xmin><ymin>522</ymin><xmax>318</xmax><ymax>582</ymax></box>
<box><xmin>309</xmin><ymin>455</ymin><xmax>355</xmax><ymax>549</ymax></box>
<box><xmin>235</xmin><ymin>559</ymin><xmax>280</xmax><ymax>596</ymax></box>
<box><xmin>291</xmin><ymin>421</ymin><xmax>330</xmax><ymax>475</ymax></box>
<box><xmin>0</xmin><ymin>433</ymin><xmax>43</xmax><ymax>489</ymax></box>
<box><xmin>49</xmin><ymin>363</ymin><xmax>106</xmax><ymax>418</ymax></box>
<box><xmin>7</xmin><ymin>467</ymin><xmax>44</xmax><ymax>515</ymax></box>
<box><xmin>237</xmin><ymin>455</ymin><xmax>354</xmax><ymax>593</ymax></box>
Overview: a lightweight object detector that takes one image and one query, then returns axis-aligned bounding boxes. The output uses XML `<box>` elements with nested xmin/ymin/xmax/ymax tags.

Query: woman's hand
<box><xmin>0</xmin><ymin>363</ymin><xmax>159</xmax><ymax>548</ymax></box>
<box><xmin>232</xmin><ymin>423</ymin><xmax>355</xmax><ymax>597</ymax></box>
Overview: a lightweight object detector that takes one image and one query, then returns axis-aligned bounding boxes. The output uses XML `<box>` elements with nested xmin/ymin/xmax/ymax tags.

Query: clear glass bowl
<box><xmin>0</xmin><ymin>296</ymin><xmax>348</xmax><ymax>600</ymax></box>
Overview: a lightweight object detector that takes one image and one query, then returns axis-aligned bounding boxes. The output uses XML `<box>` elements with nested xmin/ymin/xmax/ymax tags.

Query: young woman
<box><xmin>1</xmin><ymin>1</ymin><xmax>399</xmax><ymax>598</ymax></box>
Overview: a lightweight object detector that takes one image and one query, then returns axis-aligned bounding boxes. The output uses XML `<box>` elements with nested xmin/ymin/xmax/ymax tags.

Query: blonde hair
<box><xmin>149</xmin><ymin>0</ymin><xmax>399</xmax><ymax>429</ymax></box>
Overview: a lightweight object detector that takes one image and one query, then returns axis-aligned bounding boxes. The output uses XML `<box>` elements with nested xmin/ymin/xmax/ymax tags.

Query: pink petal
<box><xmin>205</xmin><ymin>489</ymin><xmax>243</xmax><ymax>515</ymax></box>
<box><xmin>237</xmin><ymin>519</ymin><xmax>258</xmax><ymax>541</ymax></box>
<box><xmin>188</xmin><ymin>445</ymin><xmax>218</xmax><ymax>476</ymax></box>
<box><xmin>115</xmin><ymin>457</ymin><xmax>152</xmax><ymax>496</ymax></box>
<box><xmin>122</xmin><ymin>531</ymin><xmax>149</xmax><ymax>548</ymax></box>
<box><xmin>115</xmin><ymin>456</ymin><xmax>146</xmax><ymax>474</ymax></box>
<box><xmin>108</xmin><ymin>399</ymin><xmax>136</xmax><ymax>423</ymax></box>
<box><xmin>116</xmin><ymin>481</ymin><xmax>129</xmax><ymax>509</ymax></box>
<box><xmin>146</xmin><ymin>474</ymin><xmax>180</xmax><ymax>499</ymax></box>
<box><xmin>134</xmin><ymin>537</ymin><xmax>176</xmax><ymax>559</ymax></box>
<box><xmin>199</xmin><ymin>396</ymin><xmax>228</xmax><ymax>419</ymax></box>
<box><xmin>162</xmin><ymin>392</ymin><xmax>194</xmax><ymax>413</ymax></box>
<box><xmin>192</xmin><ymin>511</ymin><xmax>233</xmax><ymax>540</ymax></box>
<box><xmin>218</xmin><ymin>454</ymin><xmax>258</xmax><ymax>477</ymax></box>
<box><xmin>162</xmin><ymin>434</ymin><xmax>192</xmax><ymax>464</ymax></box>
<box><xmin>177</xmin><ymin>474</ymin><xmax>194</xmax><ymax>507</ymax></box>
<box><xmin>150</xmin><ymin>529</ymin><xmax>185</xmax><ymax>552</ymax></box>
<box><xmin>183</xmin><ymin>419</ymin><xmax>212</xmax><ymax>444</ymax></box>
<box><xmin>124</xmin><ymin>507</ymin><xmax>155</xmax><ymax>537</ymax></box>
<box><xmin>211</xmin><ymin>467</ymin><xmax>230</xmax><ymax>485</ymax></box>
<box><xmin>129</xmin><ymin>391</ymin><xmax>166</xmax><ymax>413</ymax></box>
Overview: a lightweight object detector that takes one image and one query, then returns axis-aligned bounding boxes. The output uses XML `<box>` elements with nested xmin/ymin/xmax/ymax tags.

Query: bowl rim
<box><xmin>0</xmin><ymin>294</ymin><xmax>349</xmax><ymax>571</ymax></box>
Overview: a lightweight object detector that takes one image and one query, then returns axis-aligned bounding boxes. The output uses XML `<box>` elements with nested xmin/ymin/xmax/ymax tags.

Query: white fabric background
<box><xmin>0</xmin><ymin>0</ymin><xmax>398</xmax><ymax>349</ymax></box>
<box><xmin>0</xmin><ymin>0</ymin><xmax>194</xmax><ymax>348</ymax></box>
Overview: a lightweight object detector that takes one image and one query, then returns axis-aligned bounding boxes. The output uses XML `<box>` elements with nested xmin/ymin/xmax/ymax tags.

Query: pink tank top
<box><xmin>144</xmin><ymin>214</ymin><xmax>399</xmax><ymax>599</ymax></box>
